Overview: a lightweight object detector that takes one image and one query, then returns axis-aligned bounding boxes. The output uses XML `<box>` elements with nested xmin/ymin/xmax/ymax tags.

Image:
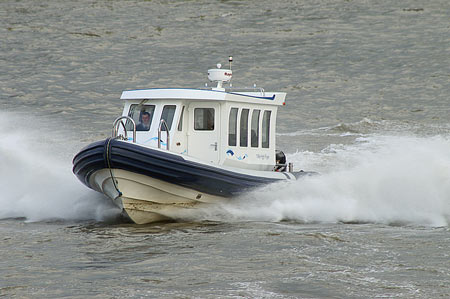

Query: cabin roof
<box><xmin>120</xmin><ymin>88</ymin><xmax>286</xmax><ymax>106</ymax></box>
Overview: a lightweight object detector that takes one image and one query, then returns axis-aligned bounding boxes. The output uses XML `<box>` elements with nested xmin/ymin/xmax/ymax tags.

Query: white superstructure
<box><xmin>118</xmin><ymin>72</ymin><xmax>286</xmax><ymax>171</ymax></box>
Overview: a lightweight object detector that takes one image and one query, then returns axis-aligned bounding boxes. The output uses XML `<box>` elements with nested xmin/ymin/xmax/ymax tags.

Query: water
<box><xmin>1</xmin><ymin>0</ymin><xmax>449</xmax><ymax>297</ymax></box>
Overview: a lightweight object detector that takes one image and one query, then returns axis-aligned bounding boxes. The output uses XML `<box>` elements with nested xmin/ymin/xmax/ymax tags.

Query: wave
<box><xmin>191</xmin><ymin>134</ymin><xmax>450</xmax><ymax>227</ymax></box>
<box><xmin>0</xmin><ymin>112</ymin><xmax>120</xmax><ymax>223</ymax></box>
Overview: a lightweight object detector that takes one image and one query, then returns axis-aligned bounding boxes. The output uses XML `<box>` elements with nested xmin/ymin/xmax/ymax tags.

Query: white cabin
<box><xmin>118</xmin><ymin>67</ymin><xmax>286</xmax><ymax>171</ymax></box>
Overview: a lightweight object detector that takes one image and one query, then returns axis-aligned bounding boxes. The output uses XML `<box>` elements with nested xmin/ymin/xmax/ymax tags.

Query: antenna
<box><xmin>228</xmin><ymin>56</ymin><xmax>233</xmax><ymax>87</ymax></box>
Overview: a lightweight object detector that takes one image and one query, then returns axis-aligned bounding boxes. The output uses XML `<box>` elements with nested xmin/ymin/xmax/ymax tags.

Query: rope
<box><xmin>105</xmin><ymin>137</ymin><xmax>122</xmax><ymax>197</ymax></box>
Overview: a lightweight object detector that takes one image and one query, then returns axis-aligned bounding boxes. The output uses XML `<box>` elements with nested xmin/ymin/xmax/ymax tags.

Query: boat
<box><xmin>72</xmin><ymin>59</ymin><xmax>313</xmax><ymax>223</ymax></box>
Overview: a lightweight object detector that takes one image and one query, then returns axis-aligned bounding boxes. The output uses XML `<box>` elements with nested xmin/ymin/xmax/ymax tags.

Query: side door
<box><xmin>187</xmin><ymin>102</ymin><xmax>220</xmax><ymax>164</ymax></box>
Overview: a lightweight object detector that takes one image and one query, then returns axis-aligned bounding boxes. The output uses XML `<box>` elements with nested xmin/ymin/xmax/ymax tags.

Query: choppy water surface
<box><xmin>1</xmin><ymin>0</ymin><xmax>449</xmax><ymax>298</ymax></box>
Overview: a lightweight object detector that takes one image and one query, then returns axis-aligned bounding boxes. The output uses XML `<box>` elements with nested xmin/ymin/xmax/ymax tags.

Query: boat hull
<box><xmin>89</xmin><ymin>168</ymin><xmax>224</xmax><ymax>224</ymax></box>
<box><xmin>72</xmin><ymin>138</ymin><xmax>306</xmax><ymax>223</ymax></box>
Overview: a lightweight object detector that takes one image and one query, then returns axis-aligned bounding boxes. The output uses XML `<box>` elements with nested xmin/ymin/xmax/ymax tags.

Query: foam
<box><xmin>198</xmin><ymin>134</ymin><xmax>450</xmax><ymax>227</ymax></box>
<box><xmin>0</xmin><ymin>112</ymin><xmax>120</xmax><ymax>222</ymax></box>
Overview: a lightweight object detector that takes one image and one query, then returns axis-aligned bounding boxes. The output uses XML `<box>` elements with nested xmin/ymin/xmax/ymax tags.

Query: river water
<box><xmin>1</xmin><ymin>0</ymin><xmax>449</xmax><ymax>298</ymax></box>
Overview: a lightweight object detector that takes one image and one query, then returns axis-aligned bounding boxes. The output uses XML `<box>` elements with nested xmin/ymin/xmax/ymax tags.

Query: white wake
<box><xmin>0</xmin><ymin>112</ymin><xmax>120</xmax><ymax>222</ymax></box>
<box><xmin>197</xmin><ymin>134</ymin><xmax>450</xmax><ymax>227</ymax></box>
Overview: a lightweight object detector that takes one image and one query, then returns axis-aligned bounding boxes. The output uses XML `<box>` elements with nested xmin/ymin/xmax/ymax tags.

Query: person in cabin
<box><xmin>136</xmin><ymin>111</ymin><xmax>151</xmax><ymax>131</ymax></box>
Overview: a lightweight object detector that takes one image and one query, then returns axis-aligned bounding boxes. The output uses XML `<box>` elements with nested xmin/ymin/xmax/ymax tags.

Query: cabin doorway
<box><xmin>187</xmin><ymin>102</ymin><xmax>220</xmax><ymax>164</ymax></box>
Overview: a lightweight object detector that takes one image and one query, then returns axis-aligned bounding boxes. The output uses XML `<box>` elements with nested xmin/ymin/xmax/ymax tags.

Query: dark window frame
<box><xmin>240</xmin><ymin>108</ymin><xmax>249</xmax><ymax>147</ymax></box>
<box><xmin>194</xmin><ymin>108</ymin><xmax>215</xmax><ymax>131</ymax></box>
<box><xmin>251</xmin><ymin>109</ymin><xmax>260</xmax><ymax>148</ymax></box>
<box><xmin>228</xmin><ymin>107</ymin><xmax>238</xmax><ymax>146</ymax></box>
<box><xmin>262</xmin><ymin>110</ymin><xmax>271</xmax><ymax>148</ymax></box>
<box><xmin>160</xmin><ymin>105</ymin><xmax>177</xmax><ymax>131</ymax></box>
<box><xmin>127</xmin><ymin>104</ymin><xmax>156</xmax><ymax>131</ymax></box>
<box><xmin>177</xmin><ymin>106</ymin><xmax>185</xmax><ymax>131</ymax></box>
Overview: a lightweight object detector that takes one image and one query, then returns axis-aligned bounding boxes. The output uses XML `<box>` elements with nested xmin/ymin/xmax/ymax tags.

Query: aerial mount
<box><xmin>208</xmin><ymin>57</ymin><xmax>233</xmax><ymax>90</ymax></box>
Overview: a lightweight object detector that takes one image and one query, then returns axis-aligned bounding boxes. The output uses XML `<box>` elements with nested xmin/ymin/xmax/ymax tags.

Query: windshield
<box><xmin>126</xmin><ymin>104</ymin><xmax>156</xmax><ymax>131</ymax></box>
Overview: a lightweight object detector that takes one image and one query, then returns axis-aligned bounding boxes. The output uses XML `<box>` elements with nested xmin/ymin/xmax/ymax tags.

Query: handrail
<box><xmin>158</xmin><ymin>119</ymin><xmax>170</xmax><ymax>150</ymax></box>
<box><xmin>112</xmin><ymin>116</ymin><xmax>136</xmax><ymax>143</ymax></box>
<box><xmin>201</xmin><ymin>86</ymin><xmax>265</xmax><ymax>96</ymax></box>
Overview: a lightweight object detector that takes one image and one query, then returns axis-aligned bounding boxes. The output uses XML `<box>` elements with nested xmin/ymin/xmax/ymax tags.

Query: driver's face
<box><xmin>142</xmin><ymin>114</ymin><xmax>150</xmax><ymax>123</ymax></box>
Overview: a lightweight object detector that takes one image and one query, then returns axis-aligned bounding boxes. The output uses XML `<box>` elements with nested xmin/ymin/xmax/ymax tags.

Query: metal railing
<box><xmin>201</xmin><ymin>86</ymin><xmax>266</xmax><ymax>96</ymax></box>
<box><xmin>112</xmin><ymin>116</ymin><xmax>136</xmax><ymax>143</ymax></box>
<box><xmin>158</xmin><ymin>119</ymin><xmax>170</xmax><ymax>150</ymax></box>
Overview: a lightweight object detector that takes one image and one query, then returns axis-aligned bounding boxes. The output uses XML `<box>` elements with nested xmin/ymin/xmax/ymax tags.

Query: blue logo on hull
<box><xmin>226</xmin><ymin>149</ymin><xmax>247</xmax><ymax>160</ymax></box>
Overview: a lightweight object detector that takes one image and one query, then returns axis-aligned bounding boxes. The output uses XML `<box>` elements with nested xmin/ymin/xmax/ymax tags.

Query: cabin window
<box><xmin>262</xmin><ymin>110</ymin><xmax>271</xmax><ymax>148</ymax></box>
<box><xmin>228</xmin><ymin>108</ymin><xmax>238</xmax><ymax>146</ymax></box>
<box><xmin>160</xmin><ymin>105</ymin><xmax>176</xmax><ymax>131</ymax></box>
<box><xmin>177</xmin><ymin>106</ymin><xmax>185</xmax><ymax>131</ymax></box>
<box><xmin>240</xmin><ymin>109</ymin><xmax>249</xmax><ymax>147</ymax></box>
<box><xmin>127</xmin><ymin>104</ymin><xmax>155</xmax><ymax>131</ymax></box>
<box><xmin>194</xmin><ymin>108</ymin><xmax>214</xmax><ymax>130</ymax></box>
<box><xmin>251</xmin><ymin>109</ymin><xmax>260</xmax><ymax>147</ymax></box>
